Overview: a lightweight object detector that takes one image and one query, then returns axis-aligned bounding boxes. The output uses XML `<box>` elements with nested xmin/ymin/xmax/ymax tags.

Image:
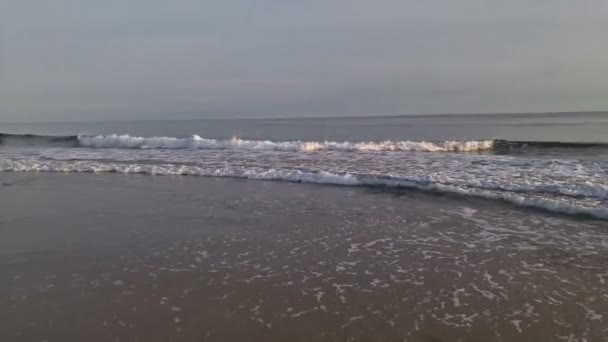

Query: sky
<box><xmin>1</xmin><ymin>0</ymin><xmax>607</xmax><ymax>122</ymax></box>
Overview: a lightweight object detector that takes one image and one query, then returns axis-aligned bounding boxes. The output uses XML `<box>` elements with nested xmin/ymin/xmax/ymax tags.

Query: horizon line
<box><xmin>1</xmin><ymin>110</ymin><xmax>606</xmax><ymax>125</ymax></box>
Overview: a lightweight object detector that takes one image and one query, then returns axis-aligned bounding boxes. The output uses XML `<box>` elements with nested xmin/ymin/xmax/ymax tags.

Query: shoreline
<box><xmin>1</xmin><ymin>173</ymin><xmax>607</xmax><ymax>341</ymax></box>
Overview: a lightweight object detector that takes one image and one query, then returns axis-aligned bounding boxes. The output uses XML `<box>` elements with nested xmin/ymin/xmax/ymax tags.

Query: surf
<box><xmin>2</xmin><ymin>158</ymin><xmax>607</xmax><ymax>220</ymax></box>
<box><xmin>2</xmin><ymin>132</ymin><xmax>606</xmax><ymax>153</ymax></box>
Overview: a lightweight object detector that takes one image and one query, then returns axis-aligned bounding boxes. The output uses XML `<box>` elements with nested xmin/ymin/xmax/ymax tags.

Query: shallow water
<box><xmin>1</xmin><ymin>173</ymin><xmax>606</xmax><ymax>341</ymax></box>
<box><xmin>2</xmin><ymin>114</ymin><xmax>607</xmax><ymax>341</ymax></box>
<box><xmin>2</xmin><ymin>113</ymin><xmax>608</xmax><ymax>220</ymax></box>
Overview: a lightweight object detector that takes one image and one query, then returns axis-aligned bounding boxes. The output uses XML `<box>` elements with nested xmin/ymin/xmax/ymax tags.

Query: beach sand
<box><xmin>1</xmin><ymin>173</ymin><xmax>606</xmax><ymax>341</ymax></box>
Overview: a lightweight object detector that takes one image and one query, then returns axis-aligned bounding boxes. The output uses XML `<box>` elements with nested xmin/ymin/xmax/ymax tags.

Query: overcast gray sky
<box><xmin>1</xmin><ymin>0</ymin><xmax>607</xmax><ymax>122</ymax></box>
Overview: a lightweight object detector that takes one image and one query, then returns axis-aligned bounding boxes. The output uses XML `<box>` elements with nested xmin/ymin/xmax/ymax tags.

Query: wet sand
<box><xmin>1</xmin><ymin>173</ymin><xmax>607</xmax><ymax>341</ymax></box>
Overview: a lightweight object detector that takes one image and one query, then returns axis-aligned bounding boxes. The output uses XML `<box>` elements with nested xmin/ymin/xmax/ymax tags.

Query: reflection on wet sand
<box><xmin>1</xmin><ymin>174</ymin><xmax>606</xmax><ymax>341</ymax></box>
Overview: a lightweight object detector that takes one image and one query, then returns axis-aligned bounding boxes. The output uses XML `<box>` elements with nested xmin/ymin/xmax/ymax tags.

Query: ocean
<box><xmin>2</xmin><ymin>112</ymin><xmax>608</xmax><ymax>218</ymax></box>
<box><xmin>1</xmin><ymin>112</ymin><xmax>607</xmax><ymax>341</ymax></box>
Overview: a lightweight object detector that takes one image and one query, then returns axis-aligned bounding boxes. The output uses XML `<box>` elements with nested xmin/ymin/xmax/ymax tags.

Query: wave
<box><xmin>0</xmin><ymin>133</ymin><xmax>79</xmax><ymax>147</ymax></box>
<box><xmin>1</xmin><ymin>133</ymin><xmax>495</xmax><ymax>152</ymax></box>
<box><xmin>76</xmin><ymin>134</ymin><xmax>495</xmax><ymax>152</ymax></box>
<box><xmin>492</xmin><ymin>139</ymin><xmax>608</xmax><ymax>150</ymax></box>
<box><xmin>2</xmin><ymin>133</ymin><xmax>608</xmax><ymax>153</ymax></box>
<box><xmin>1</xmin><ymin>159</ymin><xmax>607</xmax><ymax>220</ymax></box>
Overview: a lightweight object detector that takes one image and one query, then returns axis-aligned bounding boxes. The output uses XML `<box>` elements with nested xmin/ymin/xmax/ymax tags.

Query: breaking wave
<box><xmin>1</xmin><ymin>159</ymin><xmax>607</xmax><ymax>220</ymax></box>
<box><xmin>76</xmin><ymin>134</ymin><xmax>495</xmax><ymax>152</ymax></box>
<box><xmin>3</xmin><ymin>133</ymin><xmax>608</xmax><ymax>153</ymax></box>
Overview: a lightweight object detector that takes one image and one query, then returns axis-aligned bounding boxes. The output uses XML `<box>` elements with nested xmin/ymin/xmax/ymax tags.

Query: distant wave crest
<box><xmin>1</xmin><ymin>133</ymin><xmax>493</xmax><ymax>152</ymax></box>
<box><xmin>3</xmin><ymin>133</ymin><xmax>608</xmax><ymax>153</ymax></box>
<box><xmin>76</xmin><ymin>134</ymin><xmax>495</xmax><ymax>152</ymax></box>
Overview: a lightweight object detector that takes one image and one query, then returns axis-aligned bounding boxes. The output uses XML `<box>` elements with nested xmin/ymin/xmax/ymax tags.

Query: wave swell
<box><xmin>0</xmin><ymin>133</ymin><xmax>79</xmax><ymax>147</ymax></box>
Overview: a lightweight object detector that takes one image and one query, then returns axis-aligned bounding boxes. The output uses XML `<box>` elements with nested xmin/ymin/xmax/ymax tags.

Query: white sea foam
<box><xmin>2</xmin><ymin>159</ymin><xmax>607</xmax><ymax>220</ymax></box>
<box><xmin>33</xmin><ymin>147</ymin><xmax>608</xmax><ymax>202</ymax></box>
<box><xmin>77</xmin><ymin>134</ymin><xmax>495</xmax><ymax>152</ymax></box>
